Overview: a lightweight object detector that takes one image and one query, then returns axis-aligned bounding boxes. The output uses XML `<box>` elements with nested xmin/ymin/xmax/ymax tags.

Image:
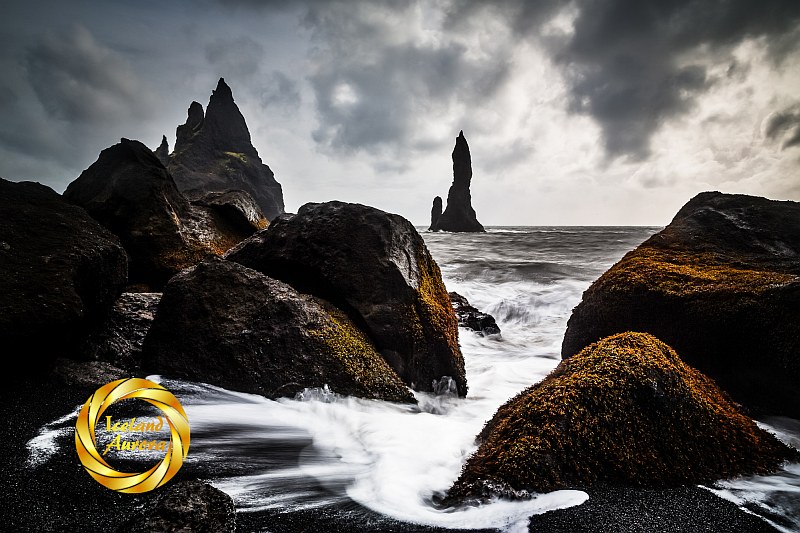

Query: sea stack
<box><xmin>153</xmin><ymin>135</ymin><xmax>169</xmax><ymax>166</ymax></box>
<box><xmin>430</xmin><ymin>131</ymin><xmax>485</xmax><ymax>232</ymax></box>
<box><xmin>430</xmin><ymin>196</ymin><xmax>442</xmax><ymax>230</ymax></box>
<box><xmin>168</xmin><ymin>78</ymin><xmax>285</xmax><ymax>220</ymax></box>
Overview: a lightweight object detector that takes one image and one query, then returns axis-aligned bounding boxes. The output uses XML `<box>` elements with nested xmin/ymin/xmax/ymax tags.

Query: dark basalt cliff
<box><xmin>430</xmin><ymin>131</ymin><xmax>484</xmax><ymax>232</ymax></box>
<box><xmin>562</xmin><ymin>192</ymin><xmax>800</xmax><ymax>417</ymax></box>
<box><xmin>168</xmin><ymin>78</ymin><xmax>284</xmax><ymax>220</ymax></box>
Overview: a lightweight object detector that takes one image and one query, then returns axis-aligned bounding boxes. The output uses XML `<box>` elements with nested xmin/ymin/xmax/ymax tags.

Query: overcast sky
<box><xmin>2</xmin><ymin>0</ymin><xmax>799</xmax><ymax>225</ymax></box>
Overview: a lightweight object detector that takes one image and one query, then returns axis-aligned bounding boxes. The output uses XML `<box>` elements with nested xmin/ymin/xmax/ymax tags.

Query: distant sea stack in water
<box><xmin>167</xmin><ymin>78</ymin><xmax>285</xmax><ymax>220</ymax></box>
<box><xmin>430</xmin><ymin>131</ymin><xmax>485</xmax><ymax>232</ymax></box>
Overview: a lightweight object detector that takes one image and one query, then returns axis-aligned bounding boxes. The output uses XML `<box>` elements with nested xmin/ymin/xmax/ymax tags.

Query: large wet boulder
<box><xmin>64</xmin><ymin>138</ymin><xmax>257</xmax><ymax>288</ymax></box>
<box><xmin>0</xmin><ymin>178</ymin><xmax>127</xmax><ymax>365</ymax></box>
<box><xmin>120</xmin><ymin>481</ymin><xmax>236</xmax><ymax>533</ymax></box>
<box><xmin>430</xmin><ymin>131</ymin><xmax>484</xmax><ymax>232</ymax></box>
<box><xmin>562</xmin><ymin>192</ymin><xmax>800</xmax><ymax>417</ymax></box>
<box><xmin>80</xmin><ymin>292</ymin><xmax>161</xmax><ymax>371</ymax></box>
<box><xmin>168</xmin><ymin>78</ymin><xmax>284</xmax><ymax>220</ymax></box>
<box><xmin>141</xmin><ymin>258</ymin><xmax>415</xmax><ymax>403</ymax></box>
<box><xmin>50</xmin><ymin>359</ymin><xmax>127</xmax><ymax>389</ymax></box>
<box><xmin>189</xmin><ymin>189</ymin><xmax>268</xmax><ymax>234</ymax></box>
<box><xmin>226</xmin><ymin>201</ymin><xmax>467</xmax><ymax>396</ymax></box>
<box><xmin>447</xmin><ymin>332</ymin><xmax>799</xmax><ymax>503</ymax></box>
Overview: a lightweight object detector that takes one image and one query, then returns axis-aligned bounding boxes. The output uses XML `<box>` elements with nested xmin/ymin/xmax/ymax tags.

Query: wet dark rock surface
<box><xmin>227</xmin><ymin>201</ymin><xmax>467</xmax><ymax>396</ymax></box>
<box><xmin>142</xmin><ymin>257</ymin><xmax>415</xmax><ymax>403</ymax></box>
<box><xmin>449</xmin><ymin>292</ymin><xmax>500</xmax><ymax>336</ymax></box>
<box><xmin>80</xmin><ymin>292</ymin><xmax>161</xmax><ymax>371</ymax></box>
<box><xmin>64</xmin><ymin>138</ymin><xmax>256</xmax><ymax>288</ymax></box>
<box><xmin>121</xmin><ymin>480</ymin><xmax>236</xmax><ymax>533</ymax></box>
<box><xmin>562</xmin><ymin>192</ymin><xmax>800</xmax><ymax>417</ymax></box>
<box><xmin>0</xmin><ymin>178</ymin><xmax>127</xmax><ymax>366</ymax></box>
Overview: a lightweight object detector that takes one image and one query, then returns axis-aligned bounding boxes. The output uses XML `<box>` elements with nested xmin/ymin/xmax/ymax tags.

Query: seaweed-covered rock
<box><xmin>168</xmin><ymin>78</ymin><xmax>284</xmax><ymax>220</ymax></box>
<box><xmin>0</xmin><ymin>178</ymin><xmax>127</xmax><ymax>365</ymax></box>
<box><xmin>447</xmin><ymin>332</ymin><xmax>798</xmax><ymax>503</ymax></box>
<box><xmin>120</xmin><ymin>480</ymin><xmax>235</xmax><ymax>533</ymax></box>
<box><xmin>449</xmin><ymin>292</ymin><xmax>500</xmax><ymax>336</ymax></box>
<box><xmin>562</xmin><ymin>192</ymin><xmax>800</xmax><ymax>417</ymax></box>
<box><xmin>80</xmin><ymin>292</ymin><xmax>161</xmax><ymax>371</ymax></box>
<box><xmin>64</xmin><ymin>138</ymin><xmax>256</xmax><ymax>288</ymax></box>
<box><xmin>430</xmin><ymin>131</ymin><xmax>484</xmax><ymax>232</ymax></box>
<box><xmin>141</xmin><ymin>258</ymin><xmax>415</xmax><ymax>403</ymax></box>
<box><xmin>226</xmin><ymin>201</ymin><xmax>466</xmax><ymax>396</ymax></box>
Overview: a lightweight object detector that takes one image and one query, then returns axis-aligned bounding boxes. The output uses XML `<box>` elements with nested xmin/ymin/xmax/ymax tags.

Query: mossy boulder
<box><xmin>446</xmin><ymin>332</ymin><xmax>799</xmax><ymax>503</ymax></box>
<box><xmin>0</xmin><ymin>178</ymin><xmax>127</xmax><ymax>366</ymax></box>
<box><xmin>141</xmin><ymin>258</ymin><xmax>415</xmax><ymax>403</ymax></box>
<box><xmin>562</xmin><ymin>192</ymin><xmax>800</xmax><ymax>417</ymax></box>
<box><xmin>226</xmin><ymin>201</ymin><xmax>466</xmax><ymax>396</ymax></box>
<box><xmin>64</xmin><ymin>138</ymin><xmax>260</xmax><ymax>289</ymax></box>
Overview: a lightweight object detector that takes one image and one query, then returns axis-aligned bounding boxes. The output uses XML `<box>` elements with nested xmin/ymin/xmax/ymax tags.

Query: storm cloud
<box><xmin>0</xmin><ymin>0</ymin><xmax>798</xmax><ymax>224</ymax></box>
<box><xmin>556</xmin><ymin>0</ymin><xmax>800</xmax><ymax>159</ymax></box>
<box><xmin>765</xmin><ymin>104</ymin><xmax>800</xmax><ymax>150</ymax></box>
<box><xmin>205</xmin><ymin>36</ymin><xmax>265</xmax><ymax>80</ymax></box>
<box><xmin>260</xmin><ymin>0</ymin><xmax>800</xmax><ymax>161</ymax></box>
<box><xmin>24</xmin><ymin>25</ymin><xmax>151</xmax><ymax>124</ymax></box>
<box><xmin>302</xmin><ymin>1</ymin><xmax>512</xmax><ymax>158</ymax></box>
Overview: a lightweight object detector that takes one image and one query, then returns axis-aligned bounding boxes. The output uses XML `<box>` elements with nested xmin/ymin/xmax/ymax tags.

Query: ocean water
<box><xmin>28</xmin><ymin>227</ymin><xmax>800</xmax><ymax>531</ymax></box>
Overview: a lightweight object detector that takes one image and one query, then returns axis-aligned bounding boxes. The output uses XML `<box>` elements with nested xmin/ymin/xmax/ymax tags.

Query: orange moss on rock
<box><xmin>600</xmin><ymin>247</ymin><xmax>797</xmax><ymax>297</ymax></box>
<box><xmin>412</xmin><ymin>245</ymin><xmax>465</xmax><ymax>389</ymax></box>
<box><xmin>447</xmin><ymin>332</ymin><xmax>799</xmax><ymax>502</ymax></box>
<box><xmin>310</xmin><ymin>303</ymin><xmax>416</xmax><ymax>403</ymax></box>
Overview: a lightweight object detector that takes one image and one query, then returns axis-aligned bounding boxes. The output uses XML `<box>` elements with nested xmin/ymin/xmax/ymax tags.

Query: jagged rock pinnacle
<box><xmin>168</xmin><ymin>78</ymin><xmax>285</xmax><ymax>220</ymax></box>
<box><xmin>154</xmin><ymin>135</ymin><xmax>169</xmax><ymax>166</ymax></box>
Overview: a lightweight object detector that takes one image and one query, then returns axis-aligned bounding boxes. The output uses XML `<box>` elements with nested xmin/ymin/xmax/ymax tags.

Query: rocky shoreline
<box><xmin>1</xmin><ymin>77</ymin><xmax>798</xmax><ymax>531</ymax></box>
<box><xmin>2</xmin><ymin>375</ymin><xmax>785</xmax><ymax>533</ymax></box>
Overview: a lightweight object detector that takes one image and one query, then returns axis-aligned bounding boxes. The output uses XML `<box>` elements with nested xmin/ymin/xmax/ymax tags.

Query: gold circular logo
<box><xmin>75</xmin><ymin>378</ymin><xmax>190</xmax><ymax>493</ymax></box>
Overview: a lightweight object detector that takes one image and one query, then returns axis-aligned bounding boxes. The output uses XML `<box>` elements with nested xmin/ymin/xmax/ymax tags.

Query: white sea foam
<box><xmin>26</xmin><ymin>407</ymin><xmax>79</xmax><ymax>468</ymax></box>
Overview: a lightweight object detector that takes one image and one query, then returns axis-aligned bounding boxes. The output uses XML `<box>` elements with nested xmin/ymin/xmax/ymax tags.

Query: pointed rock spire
<box><xmin>168</xmin><ymin>78</ymin><xmax>284</xmax><ymax>220</ymax></box>
<box><xmin>204</xmin><ymin>77</ymin><xmax>251</xmax><ymax>148</ymax></box>
<box><xmin>430</xmin><ymin>131</ymin><xmax>484</xmax><ymax>232</ymax></box>
<box><xmin>175</xmin><ymin>101</ymin><xmax>204</xmax><ymax>148</ymax></box>
<box><xmin>430</xmin><ymin>196</ymin><xmax>442</xmax><ymax>230</ymax></box>
<box><xmin>154</xmin><ymin>135</ymin><xmax>169</xmax><ymax>166</ymax></box>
